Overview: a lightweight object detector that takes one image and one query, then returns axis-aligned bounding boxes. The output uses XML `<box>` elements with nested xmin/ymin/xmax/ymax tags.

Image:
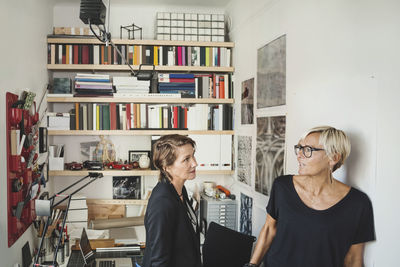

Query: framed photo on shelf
<box><xmin>129</xmin><ymin>150</ymin><xmax>150</xmax><ymax>164</ymax></box>
<box><xmin>113</xmin><ymin>176</ymin><xmax>141</xmax><ymax>199</ymax></box>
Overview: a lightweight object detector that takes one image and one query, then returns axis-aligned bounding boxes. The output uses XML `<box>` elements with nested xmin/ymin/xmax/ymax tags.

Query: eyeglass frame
<box><xmin>294</xmin><ymin>144</ymin><xmax>325</xmax><ymax>158</ymax></box>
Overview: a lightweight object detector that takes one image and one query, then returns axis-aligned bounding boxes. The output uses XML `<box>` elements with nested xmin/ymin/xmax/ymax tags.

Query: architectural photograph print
<box><xmin>241</xmin><ymin>77</ymin><xmax>254</xmax><ymax>124</ymax></box>
<box><xmin>240</xmin><ymin>193</ymin><xmax>253</xmax><ymax>236</ymax></box>
<box><xmin>237</xmin><ymin>135</ymin><xmax>252</xmax><ymax>186</ymax></box>
<box><xmin>257</xmin><ymin>35</ymin><xmax>286</xmax><ymax>108</ymax></box>
<box><xmin>113</xmin><ymin>176</ymin><xmax>141</xmax><ymax>199</ymax></box>
<box><xmin>255</xmin><ymin>116</ymin><xmax>286</xmax><ymax>196</ymax></box>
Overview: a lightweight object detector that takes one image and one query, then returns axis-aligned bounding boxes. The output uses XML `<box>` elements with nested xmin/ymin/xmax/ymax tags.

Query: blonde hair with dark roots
<box><xmin>152</xmin><ymin>134</ymin><xmax>196</xmax><ymax>182</ymax></box>
<box><xmin>301</xmin><ymin>126</ymin><xmax>351</xmax><ymax>172</ymax></box>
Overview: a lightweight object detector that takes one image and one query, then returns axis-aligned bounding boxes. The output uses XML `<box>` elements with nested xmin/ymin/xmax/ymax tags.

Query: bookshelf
<box><xmin>47</xmin><ymin>96</ymin><xmax>234</xmax><ymax>104</ymax></box>
<box><xmin>47</xmin><ymin>37</ymin><xmax>234</xmax><ymax>72</ymax></box>
<box><xmin>48</xmin><ymin>130</ymin><xmax>234</xmax><ymax>136</ymax></box>
<box><xmin>50</xmin><ymin>169</ymin><xmax>234</xmax><ymax>176</ymax></box>
<box><xmin>46</xmin><ymin>37</ymin><xmax>235</xmax><ymax>176</ymax></box>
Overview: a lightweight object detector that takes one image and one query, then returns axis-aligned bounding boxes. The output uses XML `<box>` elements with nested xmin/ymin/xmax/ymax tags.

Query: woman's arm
<box><xmin>248</xmin><ymin>214</ymin><xmax>277</xmax><ymax>265</ymax></box>
<box><xmin>343</xmin><ymin>243</ymin><xmax>365</xmax><ymax>267</ymax></box>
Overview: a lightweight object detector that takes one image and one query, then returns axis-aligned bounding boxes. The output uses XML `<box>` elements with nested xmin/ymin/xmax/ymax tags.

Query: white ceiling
<box><xmin>54</xmin><ymin>0</ymin><xmax>232</xmax><ymax>7</ymax></box>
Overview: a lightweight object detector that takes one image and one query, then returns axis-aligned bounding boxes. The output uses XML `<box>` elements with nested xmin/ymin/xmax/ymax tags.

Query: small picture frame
<box><xmin>129</xmin><ymin>150</ymin><xmax>150</xmax><ymax>164</ymax></box>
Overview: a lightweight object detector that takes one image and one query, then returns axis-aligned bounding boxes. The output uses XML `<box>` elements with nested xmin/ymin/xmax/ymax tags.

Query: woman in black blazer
<box><xmin>142</xmin><ymin>134</ymin><xmax>201</xmax><ymax>267</ymax></box>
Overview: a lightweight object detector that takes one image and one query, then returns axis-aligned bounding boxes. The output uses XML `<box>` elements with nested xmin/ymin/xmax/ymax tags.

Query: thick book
<box><xmin>158</xmin><ymin>73</ymin><xmax>195</xmax><ymax>79</ymax></box>
<box><xmin>79</xmin><ymin>105</ymin><xmax>84</xmax><ymax>130</ymax></box>
<box><xmin>103</xmin><ymin>104</ymin><xmax>110</xmax><ymax>130</ymax></box>
<box><xmin>75</xmin><ymin>103</ymin><xmax>80</xmax><ymax>130</ymax></box>
<box><xmin>158</xmin><ymin>83</ymin><xmax>195</xmax><ymax>88</ymax></box>
<box><xmin>82</xmin><ymin>104</ymin><xmax>88</xmax><ymax>130</ymax></box>
<box><xmin>116</xmin><ymin>104</ymin><xmax>120</xmax><ymax>130</ymax></box>
<box><xmin>69</xmin><ymin>108</ymin><xmax>76</xmax><ymax>130</ymax></box>
<box><xmin>110</xmin><ymin>103</ymin><xmax>117</xmax><ymax>130</ymax></box>
<box><xmin>88</xmin><ymin>103</ymin><xmax>93</xmax><ymax>130</ymax></box>
<box><xmin>158</xmin><ymin>78</ymin><xmax>195</xmax><ymax>83</ymax></box>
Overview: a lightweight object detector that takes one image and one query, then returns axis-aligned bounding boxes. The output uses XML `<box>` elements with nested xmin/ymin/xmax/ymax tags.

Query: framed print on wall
<box><xmin>241</xmin><ymin>78</ymin><xmax>254</xmax><ymax>124</ymax></box>
<box><xmin>257</xmin><ymin>35</ymin><xmax>286</xmax><ymax>108</ymax></box>
<box><xmin>255</xmin><ymin>116</ymin><xmax>286</xmax><ymax>196</ymax></box>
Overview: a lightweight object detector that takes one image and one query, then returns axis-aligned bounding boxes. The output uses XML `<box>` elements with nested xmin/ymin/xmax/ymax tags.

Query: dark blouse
<box><xmin>264</xmin><ymin>175</ymin><xmax>375</xmax><ymax>267</ymax></box>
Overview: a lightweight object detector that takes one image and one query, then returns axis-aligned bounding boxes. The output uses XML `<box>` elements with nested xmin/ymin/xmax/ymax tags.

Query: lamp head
<box><xmin>79</xmin><ymin>0</ymin><xmax>106</xmax><ymax>25</ymax></box>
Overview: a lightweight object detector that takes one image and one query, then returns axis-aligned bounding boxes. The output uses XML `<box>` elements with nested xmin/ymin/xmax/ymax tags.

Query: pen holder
<box><xmin>10</xmin><ymin>108</ymin><xmax>22</xmax><ymax>126</ymax></box>
<box><xmin>49</xmin><ymin>157</ymin><xmax>64</xmax><ymax>171</ymax></box>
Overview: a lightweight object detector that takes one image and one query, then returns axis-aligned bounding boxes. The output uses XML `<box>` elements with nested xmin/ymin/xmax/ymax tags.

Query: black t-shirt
<box><xmin>264</xmin><ymin>175</ymin><xmax>375</xmax><ymax>267</ymax></box>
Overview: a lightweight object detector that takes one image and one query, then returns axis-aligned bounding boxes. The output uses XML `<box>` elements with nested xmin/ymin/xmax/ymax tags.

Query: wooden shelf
<box><xmin>48</xmin><ymin>130</ymin><xmax>234</xmax><ymax>136</ymax></box>
<box><xmin>47</xmin><ymin>96</ymin><xmax>234</xmax><ymax>104</ymax></box>
<box><xmin>47</xmin><ymin>64</ymin><xmax>234</xmax><ymax>73</ymax></box>
<box><xmin>87</xmin><ymin>199</ymin><xmax>148</xmax><ymax>205</ymax></box>
<box><xmin>47</xmin><ymin>37</ymin><xmax>234</xmax><ymax>48</ymax></box>
<box><xmin>50</xmin><ymin>169</ymin><xmax>234</xmax><ymax>176</ymax></box>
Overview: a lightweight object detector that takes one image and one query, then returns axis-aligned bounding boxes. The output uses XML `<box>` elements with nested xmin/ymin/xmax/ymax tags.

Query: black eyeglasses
<box><xmin>294</xmin><ymin>145</ymin><xmax>324</xmax><ymax>158</ymax></box>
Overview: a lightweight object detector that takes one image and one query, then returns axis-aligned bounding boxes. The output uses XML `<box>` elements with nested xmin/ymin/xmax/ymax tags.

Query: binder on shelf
<box><xmin>220</xmin><ymin>135</ymin><xmax>232</xmax><ymax>170</ymax></box>
<box><xmin>190</xmin><ymin>135</ymin><xmax>220</xmax><ymax>170</ymax></box>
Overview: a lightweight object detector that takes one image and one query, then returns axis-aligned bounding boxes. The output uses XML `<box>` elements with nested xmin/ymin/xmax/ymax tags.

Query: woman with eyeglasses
<box><xmin>244</xmin><ymin>126</ymin><xmax>375</xmax><ymax>267</ymax></box>
<box><xmin>142</xmin><ymin>134</ymin><xmax>201</xmax><ymax>267</ymax></box>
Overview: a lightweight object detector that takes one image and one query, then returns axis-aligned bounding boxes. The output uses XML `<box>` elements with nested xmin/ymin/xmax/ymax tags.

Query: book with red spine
<box><xmin>126</xmin><ymin>103</ymin><xmax>131</xmax><ymax>130</ymax></box>
<box><xmin>219</xmin><ymin>75</ymin><xmax>225</xmax><ymax>99</ymax></box>
<box><xmin>110</xmin><ymin>103</ymin><xmax>117</xmax><ymax>130</ymax></box>
<box><xmin>173</xmin><ymin>106</ymin><xmax>178</xmax><ymax>128</ymax></box>
<box><xmin>178</xmin><ymin>46</ymin><xmax>182</xmax><ymax>66</ymax></box>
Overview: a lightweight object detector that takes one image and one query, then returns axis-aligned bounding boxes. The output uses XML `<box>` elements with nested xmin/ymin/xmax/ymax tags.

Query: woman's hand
<box><xmin>344</xmin><ymin>243</ymin><xmax>365</xmax><ymax>267</ymax></box>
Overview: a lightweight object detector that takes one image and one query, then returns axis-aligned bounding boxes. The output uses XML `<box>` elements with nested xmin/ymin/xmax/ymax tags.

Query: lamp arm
<box><xmin>52</xmin><ymin>176</ymin><xmax>100</xmax><ymax>208</ymax></box>
<box><xmin>49</xmin><ymin>174</ymin><xmax>90</xmax><ymax>201</ymax></box>
<box><xmin>34</xmin><ymin>173</ymin><xmax>103</xmax><ymax>265</ymax></box>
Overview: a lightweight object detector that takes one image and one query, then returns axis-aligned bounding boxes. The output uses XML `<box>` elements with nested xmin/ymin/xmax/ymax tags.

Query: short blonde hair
<box><xmin>301</xmin><ymin>126</ymin><xmax>351</xmax><ymax>172</ymax></box>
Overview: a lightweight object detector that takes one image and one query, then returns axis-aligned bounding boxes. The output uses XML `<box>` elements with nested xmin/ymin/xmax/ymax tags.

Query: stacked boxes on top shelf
<box><xmin>156</xmin><ymin>12</ymin><xmax>225</xmax><ymax>42</ymax></box>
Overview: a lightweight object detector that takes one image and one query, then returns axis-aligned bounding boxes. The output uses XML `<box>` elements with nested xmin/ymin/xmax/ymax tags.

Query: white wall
<box><xmin>0</xmin><ymin>1</ymin><xmax>54</xmax><ymax>266</ymax></box>
<box><xmin>53</xmin><ymin>1</ymin><xmax>225</xmax><ymax>40</ymax></box>
<box><xmin>227</xmin><ymin>0</ymin><xmax>400</xmax><ymax>266</ymax></box>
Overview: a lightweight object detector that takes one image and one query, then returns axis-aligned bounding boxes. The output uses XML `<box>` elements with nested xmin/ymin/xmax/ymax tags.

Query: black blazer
<box><xmin>142</xmin><ymin>181</ymin><xmax>201</xmax><ymax>267</ymax></box>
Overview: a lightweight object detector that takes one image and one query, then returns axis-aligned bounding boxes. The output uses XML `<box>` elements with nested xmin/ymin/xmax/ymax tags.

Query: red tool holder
<box><xmin>6</xmin><ymin>92</ymin><xmax>40</xmax><ymax>247</ymax></box>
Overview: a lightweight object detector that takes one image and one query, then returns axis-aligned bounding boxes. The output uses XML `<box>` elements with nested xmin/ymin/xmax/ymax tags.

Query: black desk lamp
<box><xmin>33</xmin><ymin>172</ymin><xmax>103</xmax><ymax>266</ymax></box>
<box><xmin>79</xmin><ymin>0</ymin><xmax>155</xmax><ymax>85</ymax></box>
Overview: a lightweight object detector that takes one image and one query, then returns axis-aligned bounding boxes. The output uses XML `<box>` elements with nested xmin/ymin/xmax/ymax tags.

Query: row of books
<box><xmin>157</xmin><ymin>73</ymin><xmax>233</xmax><ymax>99</ymax></box>
<box><xmin>49</xmin><ymin>73</ymin><xmax>233</xmax><ymax>99</ymax></box>
<box><xmin>67</xmin><ymin>103</ymin><xmax>233</xmax><ymax>131</ymax></box>
<box><xmin>47</xmin><ymin>44</ymin><xmax>231</xmax><ymax>67</ymax></box>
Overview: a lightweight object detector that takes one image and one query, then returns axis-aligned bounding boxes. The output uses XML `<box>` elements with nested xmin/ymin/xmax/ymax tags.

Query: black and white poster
<box><xmin>237</xmin><ymin>136</ymin><xmax>252</xmax><ymax>186</ymax></box>
<box><xmin>240</xmin><ymin>193</ymin><xmax>253</xmax><ymax>235</ymax></box>
<box><xmin>241</xmin><ymin>78</ymin><xmax>254</xmax><ymax>124</ymax></box>
<box><xmin>112</xmin><ymin>176</ymin><xmax>141</xmax><ymax>199</ymax></box>
<box><xmin>255</xmin><ymin>116</ymin><xmax>286</xmax><ymax>196</ymax></box>
<box><xmin>257</xmin><ymin>35</ymin><xmax>286</xmax><ymax>108</ymax></box>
